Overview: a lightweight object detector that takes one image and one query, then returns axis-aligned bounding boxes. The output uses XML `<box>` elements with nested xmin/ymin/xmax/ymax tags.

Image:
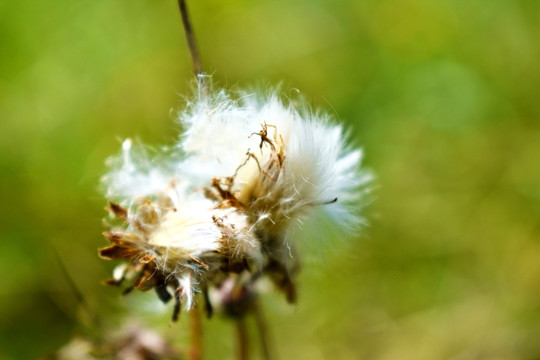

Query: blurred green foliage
<box><xmin>1</xmin><ymin>0</ymin><xmax>539</xmax><ymax>359</ymax></box>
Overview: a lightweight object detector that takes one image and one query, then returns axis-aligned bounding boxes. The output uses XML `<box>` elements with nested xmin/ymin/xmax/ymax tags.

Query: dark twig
<box><xmin>177</xmin><ymin>0</ymin><xmax>203</xmax><ymax>77</ymax></box>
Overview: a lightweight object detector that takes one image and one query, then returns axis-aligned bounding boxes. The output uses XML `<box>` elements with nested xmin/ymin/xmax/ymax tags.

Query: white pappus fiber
<box><xmin>99</xmin><ymin>85</ymin><xmax>372</xmax><ymax>312</ymax></box>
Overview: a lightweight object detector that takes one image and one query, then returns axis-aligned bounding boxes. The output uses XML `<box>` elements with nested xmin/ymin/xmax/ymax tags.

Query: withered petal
<box><xmin>102</xmin><ymin>231</ymin><xmax>132</xmax><ymax>246</ymax></box>
<box><xmin>104</xmin><ymin>278</ymin><xmax>122</xmax><ymax>286</ymax></box>
<box><xmin>106</xmin><ymin>201</ymin><xmax>128</xmax><ymax>221</ymax></box>
<box><xmin>99</xmin><ymin>246</ymin><xmax>140</xmax><ymax>260</ymax></box>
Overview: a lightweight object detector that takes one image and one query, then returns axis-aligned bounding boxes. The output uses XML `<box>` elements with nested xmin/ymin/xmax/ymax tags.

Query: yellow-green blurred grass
<box><xmin>1</xmin><ymin>0</ymin><xmax>539</xmax><ymax>359</ymax></box>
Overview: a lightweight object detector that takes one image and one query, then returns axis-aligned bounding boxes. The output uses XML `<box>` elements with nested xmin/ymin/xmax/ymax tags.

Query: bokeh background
<box><xmin>1</xmin><ymin>0</ymin><xmax>539</xmax><ymax>359</ymax></box>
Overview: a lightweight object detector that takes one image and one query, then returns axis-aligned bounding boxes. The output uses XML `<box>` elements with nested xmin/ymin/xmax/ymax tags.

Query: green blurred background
<box><xmin>1</xmin><ymin>0</ymin><xmax>539</xmax><ymax>359</ymax></box>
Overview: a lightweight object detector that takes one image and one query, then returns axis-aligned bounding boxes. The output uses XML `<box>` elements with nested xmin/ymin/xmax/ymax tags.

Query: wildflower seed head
<box><xmin>99</xmin><ymin>84</ymin><xmax>371</xmax><ymax>319</ymax></box>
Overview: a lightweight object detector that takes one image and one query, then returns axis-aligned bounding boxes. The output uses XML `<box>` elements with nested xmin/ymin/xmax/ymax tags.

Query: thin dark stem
<box><xmin>253</xmin><ymin>301</ymin><xmax>273</xmax><ymax>360</ymax></box>
<box><xmin>189</xmin><ymin>303</ymin><xmax>203</xmax><ymax>360</ymax></box>
<box><xmin>52</xmin><ymin>244</ymin><xmax>102</xmax><ymax>329</ymax></box>
<box><xmin>235</xmin><ymin>317</ymin><xmax>249</xmax><ymax>360</ymax></box>
<box><xmin>177</xmin><ymin>0</ymin><xmax>203</xmax><ymax>76</ymax></box>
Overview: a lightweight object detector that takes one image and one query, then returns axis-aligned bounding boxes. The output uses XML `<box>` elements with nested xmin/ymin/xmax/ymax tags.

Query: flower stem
<box><xmin>189</xmin><ymin>304</ymin><xmax>203</xmax><ymax>360</ymax></box>
<box><xmin>177</xmin><ymin>0</ymin><xmax>203</xmax><ymax>77</ymax></box>
<box><xmin>235</xmin><ymin>316</ymin><xmax>249</xmax><ymax>360</ymax></box>
<box><xmin>254</xmin><ymin>301</ymin><xmax>273</xmax><ymax>360</ymax></box>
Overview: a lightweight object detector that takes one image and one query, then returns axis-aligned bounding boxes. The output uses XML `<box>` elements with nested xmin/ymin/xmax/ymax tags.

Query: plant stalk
<box><xmin>177</xmin><ymin>0</ymin><xmax>203</xmax><ymax>77</ymax></box>
<box><xmin>189</xmin><ymin>304</ymin><xmax>203</xmax><ymax>360</ymax></box>
<box><xmin>235</xmin><ymin>316</ymin><xmax>249</xmax><ymax>360</ymax></box>
<box><xmin>254</xmin><ymin>301</ymin><xmax>273</xmax><ymax>360</ymax></box>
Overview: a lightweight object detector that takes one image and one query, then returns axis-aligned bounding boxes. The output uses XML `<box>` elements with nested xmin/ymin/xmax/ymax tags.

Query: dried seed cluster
<box><xmin>99</xmin><ymin>88</ymin><xmax>371</xmax><ymax>319</ymax></box>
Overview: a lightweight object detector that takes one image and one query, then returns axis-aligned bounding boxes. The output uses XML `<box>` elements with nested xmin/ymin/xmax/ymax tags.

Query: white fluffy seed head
<box><xmin>101</xmin><ymin>84</ymin><xmax>372</xmax><ymax>308</ymax></box>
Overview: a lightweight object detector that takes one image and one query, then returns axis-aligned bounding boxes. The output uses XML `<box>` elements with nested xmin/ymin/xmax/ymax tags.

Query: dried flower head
<box><xmin>99</xmin><ymin>86</ymin><xmax>372</xmax><ymax>319</ymax></box>
<box><xmin>48</xmin><ymin>323</ymin><xmax>182</xmax><ymax>360</ymax></box>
